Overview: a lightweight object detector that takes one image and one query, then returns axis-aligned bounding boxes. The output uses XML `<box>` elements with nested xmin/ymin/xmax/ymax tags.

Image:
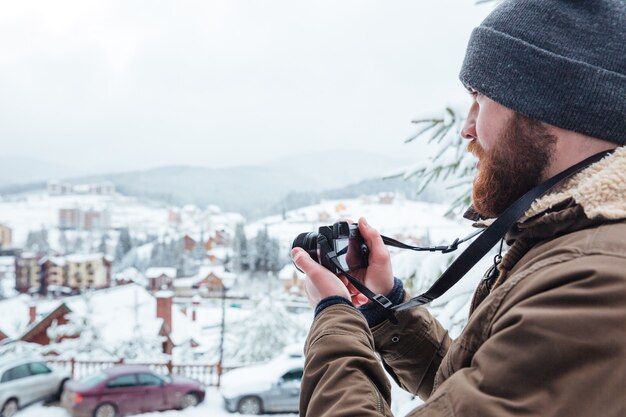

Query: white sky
<box><xmin>0</xmin><ymin>1</ymin><xmax>492</xmax><ymax>173</ymax></box>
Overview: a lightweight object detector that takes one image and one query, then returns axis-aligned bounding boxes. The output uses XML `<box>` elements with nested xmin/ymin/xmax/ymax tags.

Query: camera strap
<box><xmin>392</xmin><ymin>149</ymin><xmax>614</xmax><ymax>313</ymax></box>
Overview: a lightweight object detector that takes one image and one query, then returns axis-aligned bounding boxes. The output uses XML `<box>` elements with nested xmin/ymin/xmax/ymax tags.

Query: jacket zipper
<box><xmin>367</xmin><ymin>379</ymin><xmax>384</xmax><ymax>415</ymax></box>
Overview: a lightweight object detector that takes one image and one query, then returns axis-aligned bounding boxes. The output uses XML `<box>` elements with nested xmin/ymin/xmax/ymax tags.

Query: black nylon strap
<box><xmin>392</xmin><ymin>150</ymin><xmax>613</xmax><ymax>312</ymax></box>
<box><xmin>382</xmin><ymin>229</ymin><xmax>484</xmax><ymax>254</ymax></box>
<box><xmin>319</xmin><ymin>236</ymin><xmax>398</xmax><ymax>323</ymax></box>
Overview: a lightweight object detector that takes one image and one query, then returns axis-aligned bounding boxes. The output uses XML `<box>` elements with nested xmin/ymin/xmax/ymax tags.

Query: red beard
<box><xmin>467</xmin><ymin>113</ymin><xmax>557</xmax><ymax>218</ymax></box>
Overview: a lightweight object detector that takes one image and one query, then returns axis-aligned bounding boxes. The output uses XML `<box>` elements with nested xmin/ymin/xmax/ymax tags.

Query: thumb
<box><xmin>291</xmin><ymin>248</ymin><xmax>327</xmax><ymax>278</ymax></box>
<box><xmin>358</xmin><ymin>217</ymin><xmax>389</xmax><ymax>264</ymax></box>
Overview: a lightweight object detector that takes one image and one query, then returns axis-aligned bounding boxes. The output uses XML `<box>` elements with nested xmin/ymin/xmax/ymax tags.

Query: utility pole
<box><xmin>218</xmin><ymin>284</ymin><xmax>227</xmax><ymax>386</ymax></box>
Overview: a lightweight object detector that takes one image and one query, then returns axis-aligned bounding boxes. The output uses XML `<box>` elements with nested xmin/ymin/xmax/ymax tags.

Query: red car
<box><xmin>61</xmin><ymin>365</ymin><xmax>205</xmax><ymax>417</ymax></box>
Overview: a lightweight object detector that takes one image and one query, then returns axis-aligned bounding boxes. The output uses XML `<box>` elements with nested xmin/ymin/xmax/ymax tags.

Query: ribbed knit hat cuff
<box><xmin>460</xmin><ymin>26</ymin><xmax>626</xmax><ymax>145</ymax></box>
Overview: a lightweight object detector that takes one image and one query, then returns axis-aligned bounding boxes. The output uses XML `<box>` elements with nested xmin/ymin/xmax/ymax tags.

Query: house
<box><xmin>378</xmin><ymin>192</ymin><xmax>395</xmax><ymax>205</ymax></box>
<box><xmin>59</xmin><ymin>207</ymin><xmax>111</xmax><ymax>230</ymax></box>
<box><xmin>113</xmin><ymin>267</ymin><xmax>146</xmax><ymax>287</ymax></box>
<box><xmin>44</xmin><ymin>254</ymin><xmax>111</xmax><ymax>291</ymax></box>
<box><xmin>0</xmin><ymin>224</ymin><xmax>12</xmax><ymax>248</ymax></box>
<box><xmin>0</xmin><ymin>284</ymin><xmax>200</xmax><ymax>356</ymax></box>
<box><xmin>48</xmin><ymin>181</ymin><xmax>115</xmax><ymax>196</ymax></box>
<box><xmin>15</xmin><ymin>252</ymin><xmax>41</xmax><ymax>294</ymax></box>
<box><xmin>182</xmin><ymin>235</ymin><xmax>197</xmax><ymax>252</ymax></box>
<box><xmin>145</xmin><ymin>267</ymin><xmax>177</xmax><ymax>291</ymax></box>
<box><xmin>16</xmin><ymin>253</ymin><xmax>112</xmax><ymax>294</ymax></box>
<box><xmin>279</xmin><ymin>264</ymin><xmax>305</xmax><ymax>297</ymax></box>
<box><xmin>173</xmin><ymin>266</ymin><xmax>236</xmax><ymax>298</ymax></box>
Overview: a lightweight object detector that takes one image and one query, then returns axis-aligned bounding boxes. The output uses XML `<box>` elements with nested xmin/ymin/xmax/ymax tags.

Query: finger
<box><xmin>291</xmin><ymin>247</ymin><xmax>330</xmax><ymax>278</ymax></box>
<box><xmin>358</xmin><ymin>217</ymin><xmax>390</xmax><ymax>265</ymax></box>
<box><xmin>292</xmin><ymin>248</ymin><xmax>349</xmax><ymax>299</ymax></box>
<box><xmin>352</xmin><ymin>293</ymin><xmax>369</xmax><ymax>307</ymax></box>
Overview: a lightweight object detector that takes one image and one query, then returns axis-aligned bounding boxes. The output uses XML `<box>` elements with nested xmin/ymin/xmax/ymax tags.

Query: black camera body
<box><xmin>292</xmin><ymin>221</ymin><xmax>369</xmax><ymax>274</ymax></box>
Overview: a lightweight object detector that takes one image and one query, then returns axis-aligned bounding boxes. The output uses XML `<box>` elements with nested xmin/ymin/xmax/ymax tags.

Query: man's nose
<box><xmin>461</xmin><ymin>103</ymin><xmax>477</xmax><ymax>140</ymax></box>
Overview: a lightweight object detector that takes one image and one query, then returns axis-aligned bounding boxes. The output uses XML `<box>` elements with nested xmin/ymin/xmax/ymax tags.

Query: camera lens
<box><xmin>292</xmin><ymin>232</ymin><xmax>319</xmax><ymax>262</ymax></box>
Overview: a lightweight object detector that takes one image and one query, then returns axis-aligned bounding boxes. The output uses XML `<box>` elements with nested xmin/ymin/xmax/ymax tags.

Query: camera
<box><xmin>292</xmin><ymin>221</ymin><xmax>369</xmax><ymax>274</ymax></box>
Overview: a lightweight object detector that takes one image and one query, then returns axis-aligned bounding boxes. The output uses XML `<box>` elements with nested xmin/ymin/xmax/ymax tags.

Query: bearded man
<box><xmin>291</xmin><ymin>0</ymin><xmax>626</xmax><ymax>416</ymax></box>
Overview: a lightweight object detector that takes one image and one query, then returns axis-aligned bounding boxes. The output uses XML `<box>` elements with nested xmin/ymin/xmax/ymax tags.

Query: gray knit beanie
<box><xmin>460</xmin><ymin>0</ymin><xmax>626</xmax><ymax>145</ymax></box>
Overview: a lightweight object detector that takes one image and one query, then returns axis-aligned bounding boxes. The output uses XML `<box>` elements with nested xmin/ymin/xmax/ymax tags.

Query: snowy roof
<box><xmin>145</xmin><ymin>267</ymin><xmax>177</xmax><ymax>279</ymax></box>
<box><xmin>173</xmin><ymin>265</ymin><xmax>236</xmax><ymax>289</ymax></box>
<box><xmin>113</xmin><ymin>267</ymin><xmax>146</xmax><ymax>286</ymax></box>
<box><xmin>39</xmin><ymin>256</ymin><xmax>66</xmax><ymax>266</ymax></box>
<box><xmin>39</xmin><ymin>283</ymin><xmax>200</xmax><ymax>347</ymax></box>
<box><xmin>65</xmin><ymin>253</ymin><xmax>106</xmax><ymax>263</ymax></box>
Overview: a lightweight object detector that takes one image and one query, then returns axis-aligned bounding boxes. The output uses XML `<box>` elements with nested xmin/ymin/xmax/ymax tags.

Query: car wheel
<box><xmin>56</xmin><ymin>378</ymin><xmax>69</xmax><ymax>400</ymax></box>
<box><xmin>180</xmin><ymin>392</ymin><xmax>199</xmax><ymax>409</ymax></box>
<box><xmin>1</xmin><ymin>399</ymin><xmax>18</xmax><ymax>417</ymax></box>
<box><xmin>237</xmin><ymin>396</ymin><xmax>263</xmax><ymax>415</ymax></box>
<box><xmin>93</xmin><ymin>403</ymin><xmax>117</xmax><ymax>417</ymax></box>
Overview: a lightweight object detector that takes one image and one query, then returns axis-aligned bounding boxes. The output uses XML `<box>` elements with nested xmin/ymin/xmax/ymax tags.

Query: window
<box><xmin>281</xmin><ymin>368</ymin><xmax>303</xmax><ymax>382</ymax></box>
<box><xmin>29</xmin><ymin>362</ymin><xmax>52</xmax><ymax>375</ymax></box>
<box><xmin>106</xmin><ymin>374</ymin><xmax>139</xmax><ymax>388</ymax></box>
<box><xmin>3</xmin><ymin>365</ymin><xmax>32</xmax><ymax>382</ymax></box>
<box><xmin>138</xmin><ymin>373</ymin><xmax>163</xmax><ymax>386</ymax></box>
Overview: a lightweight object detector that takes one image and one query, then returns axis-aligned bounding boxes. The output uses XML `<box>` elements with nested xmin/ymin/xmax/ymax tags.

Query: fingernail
<box><xmin>290</xmin><ymin>248</ymin><xmax>301</xmax><ymax>262</ymax></box>
<box><xmin>361</xmin><ymin>217</ymin><xmax>369</xmax><ymax>228</ymax></box>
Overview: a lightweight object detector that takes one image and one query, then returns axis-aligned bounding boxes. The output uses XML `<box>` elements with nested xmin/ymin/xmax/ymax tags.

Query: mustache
<box><xmin>467</xmin><ymin>139</ymin><xmax>485</xmax><ymax>159</ymax></box>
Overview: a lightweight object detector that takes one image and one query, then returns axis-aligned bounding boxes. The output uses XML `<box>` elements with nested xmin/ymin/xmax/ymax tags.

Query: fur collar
<box><xmin>520</xmin><ymin>146</ymin><xmax>626</xmax><ymax>223</ymax></box>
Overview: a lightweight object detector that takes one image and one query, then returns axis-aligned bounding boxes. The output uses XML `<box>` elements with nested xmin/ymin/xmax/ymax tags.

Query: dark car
<box><xmin>61</xmin><ymin>365</ymin><xmax>205</xmax><ymax>417</ymax></box>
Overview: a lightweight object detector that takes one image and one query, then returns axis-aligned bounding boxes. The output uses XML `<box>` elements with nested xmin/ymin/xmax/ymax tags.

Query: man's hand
<box><xmin>291</xmin><ymin>217</ymin><xmax>394</xmax><ymax>308</ymax></box>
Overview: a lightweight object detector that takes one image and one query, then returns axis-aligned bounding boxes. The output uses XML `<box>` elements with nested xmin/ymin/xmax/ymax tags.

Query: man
<box><xmin>291</xmin><ymin>0</ymin><xmax>626</xmax><ymax>416</ymax></box>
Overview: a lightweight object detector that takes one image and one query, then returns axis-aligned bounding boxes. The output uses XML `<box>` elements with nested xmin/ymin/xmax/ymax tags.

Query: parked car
<box><xmin>0</xmin><ymin>356</ymin><xmax>69</xmax><ymax>417</ymax></box>
<box><xmin>221</xmin><ymin>357</ymin><xmax>303</xmax><ymax>415</ymax></box>
<box><xmin>61</xmin><ymin>365</ymin><xmax>205</xmax><ymax>417</ymax></box>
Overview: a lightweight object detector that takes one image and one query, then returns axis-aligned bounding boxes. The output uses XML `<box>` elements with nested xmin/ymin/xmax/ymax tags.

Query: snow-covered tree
<box><xmin>231</xmin><ymin>223</ymin><xmax>248</xmax><ymax>272</ymax></box>
<box><xmin>192</xmin><ymin>231</ymin><xmax>206</xmax><ymax>261</ymax></box>
<box><xmin>115</xmin><ymin>228</ymin><xmax>133</xmax><ymax>261</ymax></box>
<box><xmin>46</xmin><ymin>290</ymin><xmax>116</xmax><ymax>360</ymax></box>
<box><xmin>249</xmin><ymin>226</ymin><xmax>280</xmax><ymax>273</ymax></box>
<box><xmin>25</xmin><ymin>227</ymin><xmax>50</xmax><ymax>253</ymax></box>
<box><xmin>59</xmin><ymin>230</ymin><xmax>69</xmax><ymax>254</ymax></box>
<box><xmin>220</xmin><ymin>296</ymin><xmax>307</xmax><ymax>364</ymax></box>
<box><xmin>98</xmin><ymin>232</ymin><xmax>109</xmax><ymax>255</ymax></box>
<box><xmin>388</xmin><ymin>106</ymin><xmax>476</xmax><ymax>216</ymax></box>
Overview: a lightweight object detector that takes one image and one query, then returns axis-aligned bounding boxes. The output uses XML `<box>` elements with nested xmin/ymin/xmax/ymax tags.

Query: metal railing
<box><xmin>45</xmin><ymin>357</ymin><xmax>222</xmax><ymax>387</ymax></box>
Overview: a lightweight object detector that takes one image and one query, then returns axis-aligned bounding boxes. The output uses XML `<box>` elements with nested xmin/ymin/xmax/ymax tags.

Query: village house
<box><xmin>0</xmin><ymin>224</ymin><xmax>12</xmax><ymax>248</ymax></box>
<box><xmin>279</xmin><ymin>264</ymin><xmax>306</xmax><ymax>297</ymax></box>
<box><xmin>15</xmin><ymin>252</ymin><xmax>41</xmax><ymax>294</ymax></box>
<box><xmin>47</xmin><ymin>180</ymin><xmax>115</xmax><ymax>196</ymax></box>
<box><xmin>145</xmin><ymin>267</ymin><xmax>177</xmax><ymax>291</ymax></box>
<box><xmin>58</xmin><ymin>207</ymin><xmax>111</xmax><ymax>230</ymax></box>
<box><xmin>16</xmin><ymin>253</ymin><xmax>112</xmax><ymax>294</ymax></box>
<box><xmin>173</xmin><ymin>265</ymin><xmax>236</xmax><ymax>298</ymax></box>
<box><xmin>0</xmin><ymin>284</ymin><xmax>199</xmax><ymax>356</ymax></box>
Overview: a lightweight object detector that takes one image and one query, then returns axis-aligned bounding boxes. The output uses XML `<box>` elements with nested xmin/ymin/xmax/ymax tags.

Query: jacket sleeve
<box><xmin>371</xmin><ymin>297</ymin><xmax>453</xmax><ymax>400</ymax></box>
<box><xmin>300</xmin><ymin>304</ymin><xmax>394</xmax><ymax>417</ymax></box>
<box><xmin>405</xmin><ymin>255</ymin><xmax>626</xmax><ymax>417</ymax></box>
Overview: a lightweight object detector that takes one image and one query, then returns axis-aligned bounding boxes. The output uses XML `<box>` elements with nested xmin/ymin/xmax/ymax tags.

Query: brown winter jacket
<box><xmin>300</xmin><ymin>147</ymin><xmax>626</xmax><ymax>417</ymax></box>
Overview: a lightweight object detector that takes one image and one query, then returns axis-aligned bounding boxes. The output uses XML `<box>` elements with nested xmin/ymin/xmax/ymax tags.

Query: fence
<box><xmin>45</xmin><ymin>358</ymin><xmax>223</xmax><ymax>387</ymax></box>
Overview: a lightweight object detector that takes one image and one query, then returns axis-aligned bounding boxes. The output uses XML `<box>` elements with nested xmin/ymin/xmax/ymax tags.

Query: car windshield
<box><xmin>78</xmin><ymin>372</ymin><xmax>108</xmax><ymax>388</ymax></box>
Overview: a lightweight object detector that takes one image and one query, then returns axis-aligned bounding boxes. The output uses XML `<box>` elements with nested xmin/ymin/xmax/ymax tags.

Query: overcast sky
<box><xmin>0</xmin><ymin>1</ymin><xmax>491</xmax><ymax>173</ymax></box>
